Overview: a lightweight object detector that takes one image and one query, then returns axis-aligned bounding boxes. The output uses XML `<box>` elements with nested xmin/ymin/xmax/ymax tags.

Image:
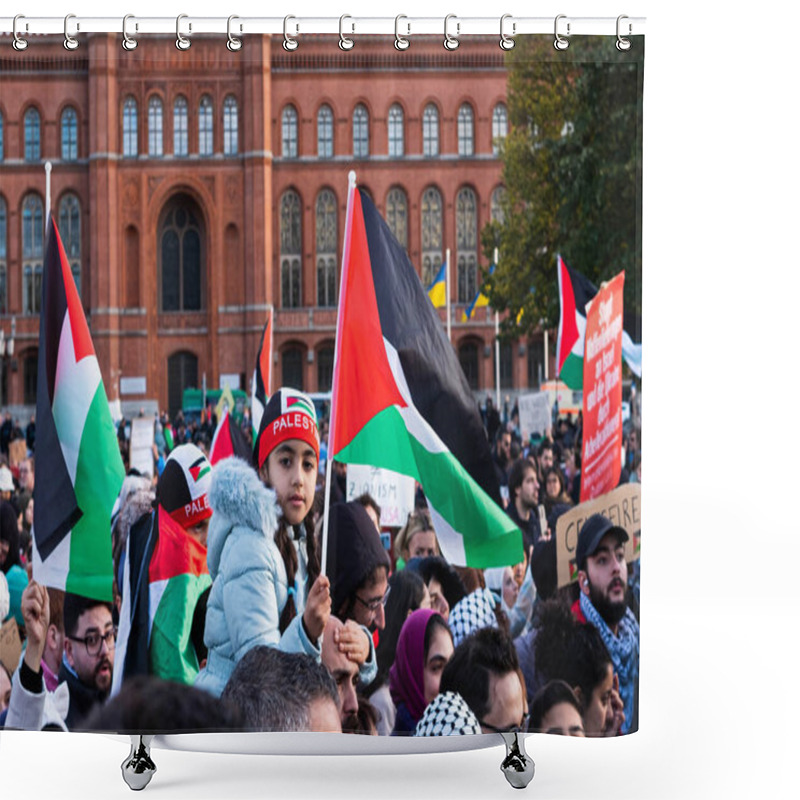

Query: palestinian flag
<box><xmin>112</xmin><ymin>506</ymin><xmax>211</xmax><ymax>693</ymax></box>
<box><xmin>329</xmin><ymin>181</ymin><xmax>522</xmax><ymax>569</ymax></box>
<box><xmin>556</xmin><ymin>254</ymin><xmax>642</xmax><ymax>390</ymax></box>
<box><xmin>251</xmin><ymin>310</ymin><xmax>273</xmax><ymax>441</ymax></box>
<box><xmin>209</xmin><ymin>407</ymin><xmax>251</xmax><ymax>465</ymax></box>
<box><xmin>32</xmin><ymin>216</ymin><xmax>124</xmax><ymax>601</ymax></box>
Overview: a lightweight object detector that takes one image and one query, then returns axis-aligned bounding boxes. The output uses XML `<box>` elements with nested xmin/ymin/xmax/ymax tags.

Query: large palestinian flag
<box><xmin>209</xmin><ymin>407</ymin><xmax>251</xmax><ymax>465</ymax></box>
<box><xmin>32</xmin><ymin>217</ymin><xmax>124</xmax><ymax>601</ymax></box>
<box><xmin>112</xmin><ymin>506</ymin><xmax>211</xmax><ymax>693</ymax></box>
<box><xmin>330</xmin><ymin>180</ymin><xmax>522</xmax><ymax>569</ymax></box>
<box><xmin>556</xmin><ymin>254</ymin><xmax>642</xmax><ymax>390</ymax></box>
<box><xmin>250</xmin><ymin>310</ymin><xmax>273</xmax><ymax>441</ymax></box>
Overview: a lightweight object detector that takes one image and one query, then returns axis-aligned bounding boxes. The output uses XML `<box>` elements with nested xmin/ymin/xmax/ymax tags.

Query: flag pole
<box><xmin>493</xmin><ymin>247</ymin><xmax>500</xmax><ymax>411</ymax></box>
<box><xmin>321</xmin><ymin>170</ymin><xmax>358</xmax><ymax>580</ymax></box>
<box><xmin>445</xmin><ymin>249</ymin><xmax>451</xmax><ymax>343</ymax></box>
<box><xmin>45</xmin><ymin>161</ymin><xmax>52</xmax><ymax>215</ymax></box>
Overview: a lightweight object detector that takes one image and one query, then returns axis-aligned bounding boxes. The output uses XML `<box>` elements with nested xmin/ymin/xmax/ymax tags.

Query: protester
<box><xmin>388</xmin><ymin>609</ymin><xmax>453</xmax><ymax>735</ymax></box>
<box><xmin>530</xmin><ymin>680</ymin><xmax>586</xmax><ymax>736</ymax></box>
<box><xmin>0</xmin><ymin>661</ymin><xmax>11</xmax><ymax>715</ymax></box>
<box><xmin>195</xmin><ymin>388</ymin><xmax>332</xmax><ymax>698</ymax></box>
<box><xmin>393</xmin><ymin>509</ymin><xmax>440</xmax><ymax>569</ymax></box>
<box><xmin>354</xmin><ymin>492</ymin><xmax>382</xmax><ymax>532</ymax></box>
<box><xmin>413</xmin><ymin>690</ymin><xmax>482</xmax><ymax>737</ymax></box>
<box><xmin>448</xmin><ymin>585</ymin><xmax>501</xmax><ymax>647</ymax></box>
<box><xmin>221</xmin><ymin>645</ymin><xmax>341</xmax><ymax>732</ymax></box>
<box><xmin>484</xmin><ymin>566</ymin><xmax>519</xmax><ymax>621</ymax></box>
<box><xmin>406</xmin><ymin>556</ymin><xmax>466</xmax><ymax>623</ymax></box>
<box><xmin>321</xmin><ymin>616</ymin><xmax>361</xmax><ymax>733</ymax></box>
<box><xmin>506</xmin><ymin>458</ymin><xmax>544</xmax><ymax>551</ymax></box>
<box><xmin>0</xmin><ymin>499</ymin><xmax>27</xmax><ymax>625</ymax></box>
<box><xmin>492</xmin><ymin>429</ymin><xmax>512</xmax><ymax>499</ymax></box>
<box><xmin>541</xmin><ymin>466</ymin><xmax>573</xmax><ymax>516</ymax></box>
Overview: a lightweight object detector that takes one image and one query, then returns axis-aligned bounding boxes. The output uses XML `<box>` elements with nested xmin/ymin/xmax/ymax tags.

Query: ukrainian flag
<box><xmin>461</xmin><ymin>264</ymin><xmax>494</xmax><ymax>321</ymax></box>
<box><xmin>426</xmin><ymin>262</ymin><xmax>447</xmax><ymax>308</ymax></box>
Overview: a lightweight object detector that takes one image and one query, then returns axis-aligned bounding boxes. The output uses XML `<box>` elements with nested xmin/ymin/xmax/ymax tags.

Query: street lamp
<box><xmin>0</xmin><ymin>318</ymin><xmax>15</xmax><ymax>409</ymax></box>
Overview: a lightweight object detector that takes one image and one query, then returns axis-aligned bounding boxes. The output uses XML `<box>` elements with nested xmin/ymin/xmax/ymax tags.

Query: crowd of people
<box><xmin>0</xmin><ymin>387</ymin><xmax>641</xmax><ymax>740</ymax></box>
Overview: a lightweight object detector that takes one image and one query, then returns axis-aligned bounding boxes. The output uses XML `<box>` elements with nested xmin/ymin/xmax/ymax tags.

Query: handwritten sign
<box><xmin>518</xmin><ymin>392</ymin><xmax>552</xmax><ymax>441</ymax></box>
<box><xmin>0</xmin><ymin>617</ymin><xmax>22</xmax><ymax>675</ymax></box>
<box><xmin>129</xmin><ymin>416</ymin><xmax>155</xmax><ymax>478</ymax></box>
<box><xmin>580</xmin><ymin>271</ymin><xmax>625</xmax><ymax>501</ymax></box>
<box><xmin>555</xmin><ymin>482</ymin><xmax>641</xmax><ymax>588</ymax></box>
<box><xmin>345</xmin><ymin>464</ymin><xmax>416</xmax><ymax>528</ymax></box>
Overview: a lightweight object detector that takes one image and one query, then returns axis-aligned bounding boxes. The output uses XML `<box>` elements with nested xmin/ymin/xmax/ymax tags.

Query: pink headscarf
<box><xmin>389</xmin><ymin>608</ymin><xmax>441</xmax><ymax>723</ymax></box>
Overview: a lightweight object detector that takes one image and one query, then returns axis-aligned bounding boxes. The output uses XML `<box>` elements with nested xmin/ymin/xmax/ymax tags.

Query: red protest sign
<box><xmin>580</xmin><ymin>271</ymin><xmax>625</xmax><ymax>502</ymax></box>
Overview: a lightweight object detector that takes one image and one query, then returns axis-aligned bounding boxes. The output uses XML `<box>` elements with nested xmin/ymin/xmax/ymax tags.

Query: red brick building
<box><xmin>0</xmin><ymin>34</ymin><xmax>549</xmax><ymax>419</ymax></box>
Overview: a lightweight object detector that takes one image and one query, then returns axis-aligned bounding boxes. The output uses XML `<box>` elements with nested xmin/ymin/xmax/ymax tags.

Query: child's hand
<box><xmin>303</xmin><ymin>575</ymin><xmax>331</xmax><ymax>643</ymax></box>
<box><xmin>335</xmin><ymin>619</ymin><xmax>370</xmax><ymax>665</ymax></box>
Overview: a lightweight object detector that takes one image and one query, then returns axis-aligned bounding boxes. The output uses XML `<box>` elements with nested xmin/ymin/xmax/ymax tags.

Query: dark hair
<box><xmin>508</xmin><ymin>458</ymin><xmax>535</xmax><ymax>502</ymax></box>
<box><xmin>370</xmin><ymin>569</ymin><xmax>428</xmax><ymax>692</ymax></box>
<box><xmin>63</xmin><ymin>593</ymin><xmax>113</xmax><ymax>638</ymax></box>
<box><xmin>562</xmin><ymin>625</ymin><xmax>613</xmax><ymax>713</ymax></box>
<box><xmin>423</xmin><ymin>613</ymin><xmax>452</xmax><ymax>662</ymax></box>
<box><xmin>0</xmin><ymin>501</ymin><xmax>21</xmax><ymax>574</ymax></box>
<box><xmin>274</xmin><ymin>516</ymin><xmax>321</xmax><ymax>634</ymax></box>
<box><xmin>530</xmin><ymin>679</ymin><xmax>583</xmax><ymax>731</ymax></box>
<box><xmin>355</xmin><ymin>492</ymin><xmax>382</xmax><ymax>524</ymax></box>
<box><xmin>408</xmin><ymin>556</ymin><xmax>467</xmax><ymax>610</ymax></box>
<box><xmin>339</xmin><ymin>564</ymin><xmax>389</xmax><ymax>623</ymax></box>
<box><xmin>543</xmin><ymin>466</ymin><xmax>566</xmax><ymax>495</ymax></box>
<box><xmin>83</xmin><ymin>675</ymin><xmax>244</xmax><ymax>733</ymax></box>
<box><xmin>537</xmin><ymin>441</ymin><xmax>554</xmax><ymax>457</ymax></box>
<box><xmin>439</xmin><ymin>627</ymin><xmax>519</xmax><ymax>721</ymax></box>
<box><xmin>222</xmin><ymin>645</ymin><xmax>339</xmax><ymax>732</ymax></box>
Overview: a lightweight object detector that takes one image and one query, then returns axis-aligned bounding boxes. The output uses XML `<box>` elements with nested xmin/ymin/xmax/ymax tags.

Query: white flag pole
<box><xmin>445</xmin><ymin>249</ymin><xmax>451</xmax><ymax>343</ymax></box>
<box><xmin>321</xmin><ymin>170</ymin><xmax>357</xmax><ymax>580</ymax></box>
<box><xmin>45</xmin><ymin>161</ymin><xmax>52</xmax><ymax>215</ymax></box>
<box><xmin>494</xmin><ymin>247</ymin><xmax>501</xmax><ymax>411</ymax></box>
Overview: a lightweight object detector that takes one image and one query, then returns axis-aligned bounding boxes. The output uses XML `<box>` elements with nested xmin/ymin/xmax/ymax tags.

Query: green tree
<box><xmin>483</xmin><ymin>36</ymin><xmax>643</xmax><ymax>341</ymax></box>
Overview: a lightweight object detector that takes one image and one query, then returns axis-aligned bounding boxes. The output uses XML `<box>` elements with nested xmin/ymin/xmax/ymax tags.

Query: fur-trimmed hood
<box><xmin>206</xmin><ymin>457</ymin><xmax>280</xmax><ymax>575</ymax></box>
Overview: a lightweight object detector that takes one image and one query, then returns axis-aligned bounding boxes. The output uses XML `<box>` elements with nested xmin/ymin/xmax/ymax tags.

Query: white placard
<box><xmin>120</xmin><ymin>376</ymin><xmax>147</xmax><ymax>395</ymax></box>
<box><xmin>518</xmin><ymin>392</ymin><xmax>552</xmax><ymax>441</ymax></box>
<box><xmin>345</xmin><ymin>464</ymin><xmax>416</xmax><ymax>528</ymax></box>
<box><xmin>220</xmin><ymin>373</ymin><xmax>242</xmax><ymax>391</ymax></box>
<box><xmin>129</xmin><ymin>416</ymin><xmax>155</xmax><ymax>478</ymax></box>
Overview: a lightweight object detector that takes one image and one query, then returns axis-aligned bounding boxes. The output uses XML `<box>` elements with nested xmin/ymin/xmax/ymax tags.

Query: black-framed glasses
<box><xmin>354</xmin><ymin>587</ymin><xmax>390</xmax><ymax>613</ymax></box>
<box><xmin>479</xmin><ymin>712</ymin><xmax>530</xmax><ymax>735</ymax></box>
<box><xmin>68</xmin><ymin>627</ymin><xmax>118</xmax><ymax>656</ymax></box>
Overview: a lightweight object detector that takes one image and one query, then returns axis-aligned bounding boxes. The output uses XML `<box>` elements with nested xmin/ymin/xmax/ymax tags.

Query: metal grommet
<box><xmin>339</xmin><ymin>15</ymin><xmax>354</xmax><ymax>51</ymax></box>
<box><xmin>176</xmin><ymin>14</ymin><xmax>191</xmax><ymax>51</ymax></box>
<box><xmin>499</xmin><ymin>14</ymin><xmax>515</xmax><ymax>51</ymax></box>
<box><xmin>443</xmin><ymin>14</ymin><xmax>460</xmax><ymax>51</ymax></box>
<box><xmin>616</xmin><ymin>15</ymin><xmax>632</xmax><ymax>51</ymax></box>
<box><xmin>122</xmin><ymin>14</ymin><xmax>138</xmax><ymax>51</ymax></box>
<box><xmin>12</xmin><ymin>15</ymin><xmax>29</xmax><ymax>52</ymax></box>
<box><xmin>283</xmin><ymin>15</ymin><xmax>298</xmax><ymax>51</ymax></box>
<box><xmin>227</xmin><ymin>15</ymin><xmax>242</xmax><ymax>52</ymax></box>
<box><xmin>64</xmin><ymin>14</ymin><xmax>79</xmax><ymax>51</ymax></box>
<box><xmin>394</xmin><ymin>15</ymin><xmax>410</xmax><ymax>51</ymax></box>
<box><xmin>554</xmin><ymin>14</ymin><xmax>570</xmax><ymax>51</ymax></box>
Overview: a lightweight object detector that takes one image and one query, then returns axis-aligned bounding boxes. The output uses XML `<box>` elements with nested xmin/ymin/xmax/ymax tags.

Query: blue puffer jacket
<box><xmin>194</xmin><ymin>458</ymin><xmax>319</xmax><ymax>698</ymax></box>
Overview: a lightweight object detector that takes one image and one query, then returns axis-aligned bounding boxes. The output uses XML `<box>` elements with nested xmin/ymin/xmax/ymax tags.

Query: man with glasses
<box><xmin>439</xmin><ymin>626</ymin><xmax>527</xmax><ymax>735</ymax></box>
<box><xmin>61</xmin><ymin>591</ymin><xmax>117</xmax><ymax>729</ymax></box>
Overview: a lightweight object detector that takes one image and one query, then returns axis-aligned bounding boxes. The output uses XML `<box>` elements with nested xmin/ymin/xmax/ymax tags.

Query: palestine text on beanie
<box><xmin>255</xmin><ymin>388</ymin><xmax>320</xmax><ymax>468</ymax></box>
<box><xmin>157</xmin><ymin>443</ymin><xmax>213</xmax><ymax>529</ymax></box>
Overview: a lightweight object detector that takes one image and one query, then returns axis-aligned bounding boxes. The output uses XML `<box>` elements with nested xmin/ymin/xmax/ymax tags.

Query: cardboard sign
<box><xmin>129</xmin><ymin>416</ymin><xmax>155</xmax><ymax>478</ymax></box>
<box><xmin>0</xmin><ymin>617</ymin><xmax>22</xmax><ymax>675</ymax></box>
<box><xmin>518</xmin><ymin>392</ymin><xmax>552</xmax><ymax>441</ymax></box>
<box><xmin>345</xmin><ymin>464</ymin><xmax>416</xmax><ymax>528</ymax></box>
<box><xmin>555</xmin><ymin>482</ymin><xmax>641</xmax><ymax>588</ymax></box>
<box><xmin>9</xmin><ymin>439</ymin><xmax>28</xmax><ymax>468</ymax></box>
<box><xmin>580</xmin><ymin>271</ymin><xmax>625</xmax><ymax>501</ymax></box>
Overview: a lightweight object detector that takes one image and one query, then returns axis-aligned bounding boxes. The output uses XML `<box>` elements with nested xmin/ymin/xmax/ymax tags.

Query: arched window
<box><xmin>173</xmin><ymin>96</ymin><xmax>188</xmax><ymax>156</ymax></box>
<box><xmin>458</xmin><ymin>340</ymin><xmax>480</xmax><ymax>390</ymax></box>
<box><xmin>282</xmin><ymin>346</ymin><xmax>304</xmax><ymax>391</ymax></box>
<box><xmin>167</xmin><ymin>351</ymin><xmax>198</xmax><ymax>419</ymax></box>
<box><xmin>491</xmin><ymin>186</ymin><xmax>507</xmax><ymax>225</ymax></box>
<box><xmin>148</xmin><ymin>97</ymin><xmax>163</xmax><ymax>157</ymax></box>
<box><xmin>160</xmin><ymin>198</ymin><xmax>204</xmax><ymax>311</ymax></box>
<box><xmin>492</xmin><ymin>103</ymin><xmax>508</xmax><ymax>156</ymax></box>
<box><xmin>385</xmin><ymin>187</ymin><xmax>408</xmax><ymax>250</ymax></box>
<box><xmin>25</xmin><ymin>108</ymin><xmax>41</xmax><ymax>161</ymax></box>
<box><xmin>223</xmin><ymin>95</ymin><xmax>238</xmax><ymax>156</ymax></box>
<box><xmin>282</xmin><ymin>106</ymin><xmax>298</xmax><ymax>158</ymax></box>
<box><xmin>198</xmin><ymin>95</ymin><xmax>213</xmax><ymax>156</ymax></box>
<box><xmin>61</xmin><ymin>107</ymin><xmax>78</xmax><ymax>161</ymax></box>
<box><xmin>316</xmin><ymin>190</ymin><xmax>337</xmax><ymax>308</ymax></box>
<box><xmin>422</xmin><ymin>104</ymin><xmax>439</xmax><ymax>157</ymax></box>
<box><xmin>421</xmin><ymin>187</ymin><xmax>443</xmax><ymax>288</ymax></box>
<box><xmin>456</xmin><ymin>187</ymin><xmax>478</xmax><ymax>303</ymax></box>
<box><xmin>317</xmin><ymin>104</ymin><xmax>334</xmax><ymax>159</ymax></box>
<box><xmin>0</xmin><ymin>197</ymin><xmax>6</xmax><ymax>313</ymax></box>
<box><xmin>280</xmin><ymin>190</ymin><xmax>302</xmax><ymax>308</ymax></box>
<box><xmin>353</xmin><ymin>104</ymin><xmax>369</xmax><ymax>158</ymax></box>
<box><xmin>495</xmin><ymin>341</ymin><xmax>513</xmax><ymax>389</ymax></box>
<box><xmin>22</xmin><ymin>194</ymin><xmax>44</xmax><ymax>315</ymax></box>
<box><xmin>123</xmin><ymin>97</ymin><xmax>138</xmax><ymax>157</ymax></box>
<box><xmin>58</xmin><ymin>194</ymin><xmax>82</xmax><ymax>296</ymax></box>
<box><xmin>317</xmin><ymin>344</ymin><xmax>335</xmax><ymax>392</ymax></box>
<box><xmin>457</xmin><ymin>103</ymin><xmax>474</xmax><ymax>157</ymax></box>
<box><xmin>388</xmin><ymin>104</ymin><xmax>404</xmax><ymax>158</ymax></box>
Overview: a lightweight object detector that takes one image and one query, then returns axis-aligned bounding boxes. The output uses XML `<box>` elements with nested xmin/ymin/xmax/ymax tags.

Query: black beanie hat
<box><xmin>155</xmin><ymin>444</ymin><xmax>213</xmax><ymax>529</ymax></box>
<box><xmin>326</xmin><ymin>501</ymin><xmax>390</xmax><ymax>617</ymax></box>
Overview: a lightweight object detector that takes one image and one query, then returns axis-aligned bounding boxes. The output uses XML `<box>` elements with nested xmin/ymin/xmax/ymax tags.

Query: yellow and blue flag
<box><xmin>461</xmin><ymin>264</ymin><xmax>495</xmax><ymax>321</ymax></box>
<box><xmin>426</xmin><ymin>262</ymin><xmax>447</xmax><ymax>308</ymax></box>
